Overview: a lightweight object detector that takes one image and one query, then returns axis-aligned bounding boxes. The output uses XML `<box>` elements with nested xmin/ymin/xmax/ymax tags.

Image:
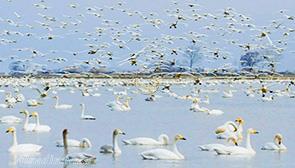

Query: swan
<box><xmin>123</xmin><ymin>134</ymin><xmax>169</xmax><ymax>145</ymax></box>
<box><xmin>215</xmin><ymin>117</ymin><xmax>244</xmax><ymax>142</ymax></box>
<box><xmin>202</xmin><ymin>95</ymin><xmax>210</xmax><ymax>104</ymax></box>
<box><xmin>107</xmin><ymin>96</ymin><xmax>131</xmax><ymax>112</ymax></box>
<box><xmin>80</xmin><ymin>103</ymin><xmax>96</xmax><ymax>120</ymax></box>
<box><xmin>199</xmin><ymin>137</ymin><xmax>238</xmax><ymax>151</ymax></box>
<box><xmin>214</xmin><ymin>128</ymin><xmax>259</xmax><ymax>155</ymax></box>
<box><xmin>56</xmin><ymin>129</ymin><xmax>91</xmax><ymax>148</ymax></box>
<box><xmin>190</xmin><ymin>103</ymin><xmax>224</xmax><ymax>116</ymax></box>
<box><xmin>53</xmin><ymin>96</ymin><xmax>72</xmax><ymax>109</ymax></box>
<box><xmin>29</xmin><ymin>112</ymin><xmax>51</xmax><ymax>132</ymax></box>
<box><xmin>19</xmin><ymin>110</ymin><xmax>36</xmax><ymax>131</ymax></box>
<box><xmin>262</xmin><ymin>95</ymin><xmax>274</xmax><ymax>102</ymax></box>
<box><xmin>223</xmin><ymin>90</ymin><xmax>233</xmax><ymax>98</ymax></box>
<box><xmin>261</xmin><ymin>134</ymin><xmax>287</xmax><ymax>151</ymax></box>
<box><xmin>35</xmin><ymin>87</ymin><xmax>50</xmax><ymax>98</ymax></box>
<box><xmin>15</xmin><ymin>93</ymin><xmax>25</xmax><ymax>102</ymax></box>
<box><xmin>61</xmin><ymin>129</ymin><xmax>96</xmax><ymax>164</ymax></box>
<box><xmin>0</xmin><ymin>115</ymin><xmax>21</xmax><ymax>124</ymax></box>
<box><xmin>27</xmin><ymin>99</ymin><xmax>43</xmax><ymax>107</ymax></box>
<box><xmin>140</xmin><ymin>134</ymin><xmax>186</xmax><ymax>160</ymax></box>
<box><xmin>6</xmin><ymin>127</ymin><xmax>42</xmax><ymax>153</ymax></box>
<box><xmin>100</xmin><ymin>129</ymin><xmax>125</xmax><ymax>155</ymax></box>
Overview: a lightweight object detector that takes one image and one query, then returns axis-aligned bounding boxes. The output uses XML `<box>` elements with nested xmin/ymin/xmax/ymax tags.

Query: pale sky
<box><xmin>0</xmin><ymin>0</ymin><xmax>294</xmax><ymax>73</ymax></box>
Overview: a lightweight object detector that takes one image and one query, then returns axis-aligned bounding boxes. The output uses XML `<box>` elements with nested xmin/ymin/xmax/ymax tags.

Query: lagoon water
<box><xmin>0</xmin><ymin>79</ymin><xmax>294</xmax><ymax>168</ymax></box>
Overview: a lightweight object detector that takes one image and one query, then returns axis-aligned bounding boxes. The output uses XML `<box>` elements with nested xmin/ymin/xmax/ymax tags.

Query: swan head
<box><xmin>274</xmin><ymin>134</ymin><xmax>283</xmax><ymax>145</ymax></box>
<box><xmin>235</xmin><ymin>117</ymin><xmax>244</xmax><ymax>125</ymax></box>
<box><xmin>80</xmin><ymin>103</ymin><xmax>85</xmax><ymax>107</ymax></box>
<box><xmin>19</xmin><ymin>110</ymin><xmax>29</xmax><ymax>116</ymax></box>
<box><xmin>81</xmin><ymin>138</ymin><xmax>92</xmax><ymax>148</ymax></box>
<box><xmin>227</xmin><ymin>137</ymin><xmax>238</xmax><ymax>146</ymax></box>
<box><xmin>174</xmin><ymin>134</ymin><xmax>186</xmax><ymax>142</ymax></box>
<box><xmin>113</xmin><ymin>129</ymin><xmax>126</xmax><ymax>136</ymax></box>
<box><xmin>63</xmin><ymin>129</ymin><xmax>68</xmax><ymax>136</ymax></box>
<box><xmin>158</xmin><ymin>134</ymin><xmax>169</xmax><ymax>145</ymax></box>
<box><xmin>29</xmin><ymin>112</ymin><xmax>39</xmax><ymax>118</ymax></box>
<box><xmin>6</xmin><ymin>127</ymin><xmax>15</xmax><ymax>134</ymax></box>
<box><xmin>247</xmin><ymin>128</ymin><xmax>259</xmax><ymax>134</ymax></box>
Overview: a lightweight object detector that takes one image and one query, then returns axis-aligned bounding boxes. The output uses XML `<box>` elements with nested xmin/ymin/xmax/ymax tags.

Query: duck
<box><xmin>19</xmin><ymin>110</ymin><xmax>36</xmax><ymax>131</ymax></box>
<box><xmin>29</xmin><ymin>112</ymin><xmax>51</xmax><ymax>132</ymax></box>
<box><xmin>61</xmin><ymin>129</ymin><xmax>96</xmax><ymax>164</ymax></box>
<box><xmin>80</xmin><ymin>103</ymin><xmax>96</xmax><ymax>120</ymax></box>
<box><xmin>100</xmin><ymin>129</ymin><xmax>125</xmax><ymax>155</ymax></box>
<box><xmin>215</xmin><ymin>117</ymin><xmax>244</xmax><ymax>142</ymax></box>
<box><xmin>6</xmin><ymin>127</ymin><xmax>42</xmax><ymax>153</ymax></box>
<box><xmin>261</xmin><ymin>133</ymin><xmax>287</xmax><ymax>151</ymax></box>
<box><xmin>0</xmin><ymin>115</ymin><xmax>21</xmax><ymax>124</ymax></box>
<box><xmin>214</xmin><ymin>128</ymin><xmax>259</xmax><ymax>155</ymax></box>
<box><xmin>140</xmin><ymin>134</ymin><xmax>186</xmax><ymax>160</ymax></box>
<box><xmin>123</xmin><ymin>134</ymin><xmax>169</xmax><ymax>145</ymax></box>
<box><xmin>53</xmin><ymin>96</ymin><xmax>72</xmax><ymax>109</ymax></box>
<box><xmin>199</xmin><ymin>137</ymin><xmax>238</xmax><ymax>151</ymax></box>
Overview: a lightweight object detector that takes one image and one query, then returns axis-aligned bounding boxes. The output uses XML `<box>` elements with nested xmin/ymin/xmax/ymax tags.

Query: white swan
<box><xmin>190</xmin><ymin>103</ymin><xmax>224</xmax><ymax>116</ymax></box>
<box><xmin>56</xmin><ymin>129</ymin><xmax>92</xmax><ymax>148</ymax></box>
<box><xmin>215</xmin><ymin>117</ymin><xmax>244</xmax><ymax>142</ymax></box>
<box><xmin>262</xmin><ymin>95</ymin><xmax>274</xmax><ymax>102</ymax></box>
<box><xmin>199</xmin><ymin>137</ymin><xmax>238</xmax><ymax>151</ymax></box>
<box><xmin>107</xmin><ymin>96</ymin><xmax>131</xmax><ymax>112</ymax></box>
<box><xmin>140</xmin><ymin>134</ymin><xmax>186</xmax><ymax>160</ymax></box>
<box><xmin>29</xmin><ymin>112</ymin><xmax>51</xmax><ymax>132</ymax></box>
<box><xmin>100</xmin><ymin>129</ymin><xmax>125</xmax><ymax>155</ymax></box>
<box><xmin>6</xmin><ymin>127</ymin><xmax>42</xmax><ymax>153</ymax></box>
<box><xmin>80</xmin><ymin>103</ymin><xmax>96</xmax><ymax>120</ymax></box>
<box><xmin>214</xmin><ymin>128</ymin><xmax>259</xmax><ymax>155</ymax></box>
<box><xmin>27</xmin><ymin>99</ymin><xmax>43</xmax><ymax>107</ymax></box>
<box><xmin>53</xmin><ymin>96</ymin><xmax>72</xmax><ymax>109</ymax></box>
<box><xmin>0</xmin><ymin>115</ymin><xmax>21</xmax><ymax>124</ymax></box>
<box><xmin>61</xmin><ymin>129</ymin><xmax>96</xmax><ymax>164</ymax></box>
<box><xmin>19</xmin><ymin>110</ymin><xmax>36</xmax><ymax>132</ymax></box>
<box><xmin>261</xmin><ymin>134</ymin><xmax>287</xmax><ymax>151</ymax></box>
<box><xmin>123</xmin><ymin>134</ymin><xmax>169</xmax><ymax>145</ymax></box>
<box><xmin>223</xmin><ymin>90</ymin><xmax>233</xmax><ymax>98</ymax></box>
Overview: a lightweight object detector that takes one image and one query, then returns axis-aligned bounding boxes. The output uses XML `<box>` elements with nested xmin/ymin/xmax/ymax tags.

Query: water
<box><xmin>0</xmin><ymin>79</ymin><xmax>294</xmax><ymax>168</ymax></box>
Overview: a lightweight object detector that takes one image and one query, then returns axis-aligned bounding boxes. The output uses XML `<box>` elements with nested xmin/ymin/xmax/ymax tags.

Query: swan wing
<box><xmin>56</xmin><ymin>139</ymin><xmax>81</xmax><ymax>147</ymax></box>
<box><xmin>123</xmin><ymin>137</ymin><xmax>159</xmax><ymax>145</ymax></box>
<box><xmin>140</xmin><ymin>149</ymin><xmax>180</xmax><ymax>160</ymax></box>
<box><xmin>199</xmin><ymin>144</ymin><xmax>226</xmax><ymax>151</ymax></box>
<box><xmin>261</xmin><ymin>142</ymin><xmax>279</xmax><ymax>150</ymax></box>
<box><xmin>9</xmin><ymin>144</ymin><xmax>42</xmax><ymax>153</ymax></box>
<box><xmin>100</xmin><ymin>145</ymin><xmax>113</xmax><ymax>153</ymax></box>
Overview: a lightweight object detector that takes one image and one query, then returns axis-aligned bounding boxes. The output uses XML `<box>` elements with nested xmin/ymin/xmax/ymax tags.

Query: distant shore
<box><xmin>1</xmin><ymin>72</ymin><xmax>295</xmax><ymax>81</ymax></box>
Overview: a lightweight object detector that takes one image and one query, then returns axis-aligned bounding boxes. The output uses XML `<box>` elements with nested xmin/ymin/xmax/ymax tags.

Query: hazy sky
<box><xmin>0</xmin><ymin>0</ymin><xmax>294</xmax><ymax>73</ymax></box>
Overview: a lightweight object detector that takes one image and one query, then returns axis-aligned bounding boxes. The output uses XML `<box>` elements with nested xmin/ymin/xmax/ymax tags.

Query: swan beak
<box><xmin>181</xmin><ymin>137</ymin><xmax>186</xmax><ymax>140</ymax></box>
<box><xmin>254</xmin><ymin>130</ymin><xmax>259</xmax><ymax>134</ymax></box>
<box><xmin>6</xmin><ymin>127</ymin><xmax>14</xmax><ymax>133</ymax></box>
<box><xmin>122</xmin><ymin>132</ymin><xmax>126</xmax><ymax>135</ymax></box>
<box><xmin>234</xmin><ymin>142</ymin><xmax>238</xmax><ymax>146</ymax></box>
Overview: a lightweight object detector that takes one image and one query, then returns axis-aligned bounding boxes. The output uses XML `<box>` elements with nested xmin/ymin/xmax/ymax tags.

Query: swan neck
<box><xmin>24</xmin><ymin>115</ymin><xmax>29</xmax><ymax>128</ymax></box>
<box><xmin>55</xmin><ymin>97</ymin><xmax>59</xmax><ymax>106</ymax></box>
<box><xmin>172</xmin><ymin>140</ymin><xmax>183</xmax><ymax>158</ymax></box>
<box><xmin>63</xmin><ymin>133</ymin><xmax>68</xmax><ymax>155</ymax></box>
<box><xmin>36</xmin><ymin>115</ymin><xmax>40</xmax><ymax>126</ymax></box>
<box><xmin>81</xmin><ymin>104</ymin><xmax>85</xmax><ymax>117</ymax></box>
<box><xmin>246</xmin><ymin>132</ymin><xmax>252</xmax><ymax>150</ymax></box>
<box><xmin>113</xmin><ymin>134</ymin><xmax>120</xmax><ymax>153</ymax></box>
<box><xmin>12</xmin><ymin>131</ymin><xmax>18</xmax><ymax>146</ymax></box>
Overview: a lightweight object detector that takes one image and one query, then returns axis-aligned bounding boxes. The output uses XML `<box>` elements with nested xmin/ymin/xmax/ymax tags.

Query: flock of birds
<box><xmin>0</xmin><ymin>0</ymin><xmax>294</xmax><ymax>73</ymax></box>
<box><xmin>0</xmin><ymin>77</ymin><xmax>294</xmax><ymax>165</ymax></box>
